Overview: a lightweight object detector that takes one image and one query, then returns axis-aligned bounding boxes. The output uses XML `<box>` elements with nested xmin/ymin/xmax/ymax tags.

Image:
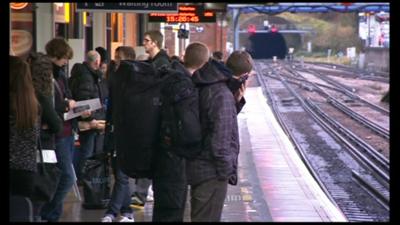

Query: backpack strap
<box><xmin>53</xmin><ymin>78</ymin><xmax>64</xmax><ymax>102</ymax></box>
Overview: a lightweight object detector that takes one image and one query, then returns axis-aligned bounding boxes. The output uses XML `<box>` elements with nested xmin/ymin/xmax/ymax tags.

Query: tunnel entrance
<box><xmin>247</xmin><ymin>32</ymin><xmax>288</xmax><ymax>59</ymax></box>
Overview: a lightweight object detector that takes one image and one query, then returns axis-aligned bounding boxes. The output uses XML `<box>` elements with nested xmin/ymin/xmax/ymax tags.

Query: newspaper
<box><xmin>37</xmin><ymin>150</ymin><xmax>57</xmax><ymax>163</ymax></box>
<box><xmin>63</xmin><ymin>98</ymin><xmax>102</xmax><ymax>121</ymax></box>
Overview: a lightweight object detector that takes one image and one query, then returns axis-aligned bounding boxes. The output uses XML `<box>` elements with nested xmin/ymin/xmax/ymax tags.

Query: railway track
<box><xmin>254</xmin><ymin>60</ymin><xmax>389</xmax><ymax>221</ymax></box>
<box><xmin>300</xmin><ymin>61</ymin><xmax>389</xmax><ymax>78</ymax></box>
<box><xmin>265</xmin><ymin>63</ymin><xmax>390</xmax><ymax>140</ymax></box>
<box><xmin>300</xmin><ymin>68</ymin><xmax>389</xmax><ymax>115</ymax></box>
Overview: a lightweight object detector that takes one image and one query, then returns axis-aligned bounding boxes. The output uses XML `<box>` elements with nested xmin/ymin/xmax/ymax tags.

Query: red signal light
<box><xmin>341</xmin><ymin>2</ymin><xmax>353</xmax><ymax>7</ymax></box>
<box><xmin>271</xmin><ymin>25</ymin><xmax>278</xmax><ymax>33</ymax></box>
<box><xmin>248</xmin><ymin>24</ymin><xmax>256</xmax><ymax>34</ymax></box>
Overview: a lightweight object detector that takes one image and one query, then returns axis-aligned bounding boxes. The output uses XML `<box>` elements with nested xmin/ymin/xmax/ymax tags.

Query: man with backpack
<box><xmin>151</xmin><ymin>42</ymin><xmax>209</xmax><ymax>222</ymax></box>
<box><xmin>101</xmin><ymin>46</ymin><xmax>137</xmax><ymax>222</ymax></box>
<box><xmin>130</xmin><ymin>30</ymin><xmax>172</xmax><ymax>210</ymax></box>
<box><xmin>187</xmin><ymin>50</ymin><xmax>254</xmax><ymax>222</ymax></box>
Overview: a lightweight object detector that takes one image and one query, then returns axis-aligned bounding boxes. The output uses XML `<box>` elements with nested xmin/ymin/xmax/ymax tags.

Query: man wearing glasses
<box><xmin>130</xmin><ymin>30</ymin><xmax>171</xmax><ymax>212</ymax></box>
<box><xmin>143</xmin><ymin>30</ymin><xmax>170</xmax><ymax>68</ymax></box>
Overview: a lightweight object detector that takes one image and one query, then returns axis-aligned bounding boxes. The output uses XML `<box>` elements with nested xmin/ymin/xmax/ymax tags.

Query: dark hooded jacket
<box><xmin>187</xmin><ymin>59</ymin><xmax>245</xmax><ymax>186</ymax></box>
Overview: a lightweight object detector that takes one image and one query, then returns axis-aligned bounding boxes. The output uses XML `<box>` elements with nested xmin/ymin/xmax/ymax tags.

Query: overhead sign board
<box><xmin>76</xmin><ymin>2</ymin><xmax>178</xmax><ymax>13</ymax></box>
<box><xmin>148</xmin><ymin>5</ymin><xmax>216</xmax><ymax>23</ymax></box>
<box><xmin>204</xmin><ymin>3</ymin><xmax>227</xmax><ymax>12</ymax></box>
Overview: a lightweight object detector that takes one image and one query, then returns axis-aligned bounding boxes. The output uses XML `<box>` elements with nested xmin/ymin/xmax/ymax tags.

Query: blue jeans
<box><xmin>41</xmin><ymin>135</ymin><xmax>75</xmax><ymax>222</ymax></box>
<box><xmin>105</xmin><ymin>157</ymin><xmax>132</xmax><ymax>217</ymax></box>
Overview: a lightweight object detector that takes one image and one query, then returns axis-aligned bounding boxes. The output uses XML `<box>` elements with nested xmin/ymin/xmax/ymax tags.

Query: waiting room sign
<box><xmin>76</xmin><ymin>2</ymin><xmax>178</xmax><ymax>13</ymax></box>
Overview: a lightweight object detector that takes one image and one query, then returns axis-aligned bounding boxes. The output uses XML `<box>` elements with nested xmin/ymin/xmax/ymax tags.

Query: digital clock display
<box><xmin>166</xmin><ymin>16</ymin><xmax>200</xmax><ymax>23</ymax></box>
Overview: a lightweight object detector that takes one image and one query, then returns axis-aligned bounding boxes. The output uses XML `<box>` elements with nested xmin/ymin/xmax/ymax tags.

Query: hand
<box><xmin>234</xmin><ymin>82</ymin><xmax>247</xmax><ymax>103</ymax></box>
<box><xmin>81</xmin><ymin>110</ymin><xmax>92</xmax><ymax>118</ymax></box>
<box><xmin>89</xmin><ymin>119</ymin><xmax>98</xmax><ymax>129</ymax></box>
<box><xmin>89</xmin><ymin>119</ymin><xmax>106</xmax><ymax>131</ymax></box>
<box><xmin>96</xmin><ymin>120</ymin><xmax>106</xmax><ymax>131</ymax></box>
<box><xmin>228</xmin><ymin>175</ymin><xmax>238</xmax><ymax>185</ymax></box>
<box><xmin>68</xmin><ymin>100</ymin><xmax>76</xmax><ymax>109</ymax></box>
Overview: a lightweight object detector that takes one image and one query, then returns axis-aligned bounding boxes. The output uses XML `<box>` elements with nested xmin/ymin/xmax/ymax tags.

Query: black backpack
<box><xmin>113</xmin><ymin>60</ymin><xmax>163</xmax><ymax>178</ymax></box>
<box><xmin>158</xmin><ymin>61</ymin><xmax>202</xmax><ymax>159</ymax></box>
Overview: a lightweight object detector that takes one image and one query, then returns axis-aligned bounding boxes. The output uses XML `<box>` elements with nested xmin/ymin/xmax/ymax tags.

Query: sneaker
<box><xmin>101</xmin><ymin>215</ymin><xmax>114</xmax><ymax>222</ymax></box>
<box><xmin>130</xmin><ymin>196</ymin><xmax>145</xmax><ymax>209</ymax></box>
<box><xmin>119</xmin><ymin>216</ymin><xmax>134</xmax><ymax>222</ymax></box>
<box><xmin>146</xmin><ymin>195</ymin><xmax>154</xmax><ymax>202</ymax></box>
<box><xmin>146</xmin><ymin>186</ymin><xmax>154</xmax><ymax>202</ymax></box>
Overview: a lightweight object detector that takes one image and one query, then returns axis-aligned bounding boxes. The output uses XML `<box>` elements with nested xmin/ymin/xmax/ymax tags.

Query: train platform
<box><xmin>60</xmin><ymin>86</ymin><xmax>347</xmax><ymax>222</ymax></box>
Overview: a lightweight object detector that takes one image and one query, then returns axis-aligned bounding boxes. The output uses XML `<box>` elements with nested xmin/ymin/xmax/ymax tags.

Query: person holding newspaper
<box><xmin>69</xmin><ymin>50</ymin><xmax>108</xmax><ymax>182</ymax></box>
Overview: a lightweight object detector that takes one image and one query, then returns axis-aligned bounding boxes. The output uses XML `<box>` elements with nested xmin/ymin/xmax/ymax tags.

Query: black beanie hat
<box><xmin>95</xmin><ymin>46</ymin><xmax>109</xmax><ymax>64</ymax></box>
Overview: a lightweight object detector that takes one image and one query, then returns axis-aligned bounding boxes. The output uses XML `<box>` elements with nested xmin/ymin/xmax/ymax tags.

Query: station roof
<box><xmin>228</xmin><ymin>3</ymin><xmax>390</xmax><ymax>14</ymax></box>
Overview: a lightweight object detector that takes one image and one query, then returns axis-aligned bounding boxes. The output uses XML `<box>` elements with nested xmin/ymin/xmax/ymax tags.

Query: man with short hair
<box><xmin>187</xmin><ymin>50</ymin><xmax>253</xmax><ymax>222</ymax></box>
<box><xmin>143</xmin><ymin>30</ymin><xmax>170</xmax><ymax>68</ymax></box>
<box><xmin>40</xmin><ymin>37</ymin><xmax>76</xmax><ymax>222</ymax></box>
<box><xmin>131</xmin><ymin>31</ymin><xmax>171</xmax><ymax>210</ymax></box>
<box><xmin>152</xmin><ymin>42</ymin><xmax>210</xmax><ymax>222</ymax></box>
<box><xmin>212</xmin><ymin>51</ymin><xmax>224</xmax><ymax>63</ymax></box>
<box><xmin>101</xmin><ymin>46</ymin><xmax>137</xmax><ymax>222</ymax></box>
<box><xmin>69</xmin><ymin>50</ymin><xmax>108</xmax><ymax>182</ymax></box>
<box><xmin>226</xmin><ymin>51</ymin><xmax>254</xmax><ymax>104</ymax></box>
<box><xmin>114</xmin><ymin>46</ymin><xmax>136</xmax><ymax>68</ymax></box>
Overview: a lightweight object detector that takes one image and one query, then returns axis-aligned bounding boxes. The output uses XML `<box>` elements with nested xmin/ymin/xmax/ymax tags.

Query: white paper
<box><xmin>63</xmin><ymin>98</ymin><xmax>102</xmax><ymax>121</ymax></box>
<box><xmin>37</xmin><ymin>150</ymin><xmax>58</xmax><ymax>163</ymax></box>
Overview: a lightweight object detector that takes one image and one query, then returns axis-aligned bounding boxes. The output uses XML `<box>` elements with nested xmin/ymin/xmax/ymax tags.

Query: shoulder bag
<box><xmin>31</xmin><ymin>138</ymin><xmax>61</xmax><ymax>202</ymax></box>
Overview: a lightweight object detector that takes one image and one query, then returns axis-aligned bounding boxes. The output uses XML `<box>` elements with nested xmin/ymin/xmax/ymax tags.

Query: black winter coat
<box><xmin>150</xmin><ymin>49</ymin><xmax>170</xmax><ymax>69</ymax></box>
<box><xmin>70</xmin><ymin>62</ymin><xmax>108</xmax><ymax>122</ymax></box>
<box><xmin>37</xmin><ymin>93</ymin><xmax>62</xmax><ymax>150</ymax></box>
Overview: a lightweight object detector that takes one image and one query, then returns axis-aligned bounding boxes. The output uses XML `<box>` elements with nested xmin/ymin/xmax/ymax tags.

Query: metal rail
<box><xmin>352</xmin><ymin>170</ymin><xmax>390</xmax><ymax>210</ymax></box>
<box><xmin>257</xmin><ymin>61</ymin><xmax>387</xmax><ymax>221</ymax></box>
<box><xmin>272</xmin><ymin>63</ymin><xmax>390</xmax><ymax>185</ymax></box>
<box><xmin>301</xmin><ymin>68</ymin><xmax>390</xmax><ymax>115</ymax></box>
<box><xmin>278</xmin><ymin>64</ymin><xmax>390</xmax><ymax>140</ymax></box>
<box><xmin>258</xmin><ymin>59</ymin><xmax>387</xmax><ymax>222</ymax></box>
<box><xmin>305</xmin><ymin>61</ymin><xmax>389</xmax><ymax>78</ymax></box>
<box><xmin>304</xmin><ymin>99</ymin><xmax>389</xmax><ymax>186</ymax></box>
<box><xmin>327</xmin><ymin>97</ymin><xmax>389</xmax><ymax>140</ymax></box>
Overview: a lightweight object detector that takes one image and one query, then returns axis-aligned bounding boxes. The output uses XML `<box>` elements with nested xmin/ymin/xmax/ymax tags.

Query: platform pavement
<box><xmin>60</xmin><ymin>85</ymin><xmax>346</xmax><ymax>222</ymax></box>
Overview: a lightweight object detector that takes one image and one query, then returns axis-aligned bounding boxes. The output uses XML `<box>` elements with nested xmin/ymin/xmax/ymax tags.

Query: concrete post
<box><xmin>75</xmin><ymin>11</ymin><xmax>83</xmax><ymax>39</ymax></box>
<box><xmin>232</xmin><ymin>8</ymin><xmax>241</xmax><ymax>51</ymax></box>
<box><xmin>93</xmin><ymin>12</ymin><xmax>106</xmax><ymax>49</ymax></box>
<box><xmin>35</xmin><ymin>3</ymin><xmax>54</xmax><ymax>53</ymax></box>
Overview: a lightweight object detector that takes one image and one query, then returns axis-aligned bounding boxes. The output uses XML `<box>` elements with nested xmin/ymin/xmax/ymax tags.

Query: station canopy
<box><xmin>227</xmin><ymin>3</ymin><xmax>390</xmax><ymax>14</ymax></box>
